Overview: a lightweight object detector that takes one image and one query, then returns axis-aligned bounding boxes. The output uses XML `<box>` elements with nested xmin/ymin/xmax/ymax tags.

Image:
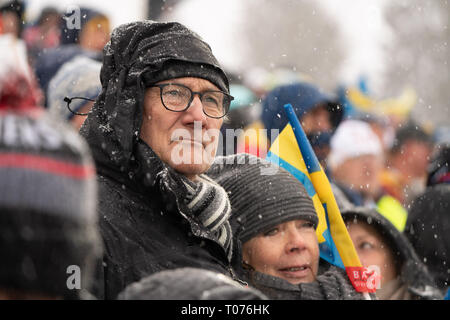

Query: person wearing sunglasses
<box><xmin>80</xmin><ymin>21</ymin><xmax>240</xmax><ymax>300</ymax></box>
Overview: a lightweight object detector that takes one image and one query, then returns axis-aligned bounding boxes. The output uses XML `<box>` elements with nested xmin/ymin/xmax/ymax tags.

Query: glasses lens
<box><xmin>202</xmin><ymin>91</ymin><xmax>230</xmax><ymax>118</ymax></box>
<box><xmin>161</xmin><ymin>84</ymin><xmax>191</xmax><ymax>111</ymax></box>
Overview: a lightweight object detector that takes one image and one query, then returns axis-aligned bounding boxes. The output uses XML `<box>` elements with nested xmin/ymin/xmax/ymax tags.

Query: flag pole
<box><xmin>283</xmin><ymin>103</ymin><xmax>372</xmax><ymax>299</ymax></box>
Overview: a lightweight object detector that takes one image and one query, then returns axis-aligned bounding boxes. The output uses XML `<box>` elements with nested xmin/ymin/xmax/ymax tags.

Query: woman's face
<box><xmin>346</xmin><ymin>220</ymin><xmax>398</xmax><ymax>287</ymax></box>
<box><xmin>242</xmin><ymin>219</ymin><xmax>319</xmax><ymax>284</ymax></box>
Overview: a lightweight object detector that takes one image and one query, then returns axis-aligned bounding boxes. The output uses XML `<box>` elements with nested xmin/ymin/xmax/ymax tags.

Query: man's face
<box><xmin>333</xmin><ymin>154</ymin><xmax>383</xmax><ymax>198</ymax></box>
<box><xmin>242</xmin><ymin>219</ymin><xmax>319</xmax><ymax>284</ymax></box>
<box><xmin>301</xmin><ymin>104</ymin><xmax>332</xmax><ymax>134</ymax></box>
<box><xmin>397</xmin><ymin>140</ymin><xmax>432</xmax><ymax>178</ymax></box>
<box><xmin>140</xmin><ymin>77</ymin><xmax>224</xmax><ymax>180</ymax></box>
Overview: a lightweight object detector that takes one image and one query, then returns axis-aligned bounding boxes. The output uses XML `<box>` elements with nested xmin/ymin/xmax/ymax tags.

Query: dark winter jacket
<box><xmin>80</xmin><ymin>21</ymin><xmax>234</xmax><ymax>299</ymax></box>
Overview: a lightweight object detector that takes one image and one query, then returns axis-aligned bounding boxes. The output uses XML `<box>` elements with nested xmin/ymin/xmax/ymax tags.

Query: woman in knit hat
<box><xmin>342</xmin><ymin>206</ymin><xmax>442</xmax><ymax>300</ymax></box>
<box><xmin>80</xmin><ymin>21</ymin><xmax>235</xmax><ymax>299</ymax></box>
<box><xmin>208</xmin><ymin>153</ymin><xmax>367</xmax><ymax>300</ymax></box>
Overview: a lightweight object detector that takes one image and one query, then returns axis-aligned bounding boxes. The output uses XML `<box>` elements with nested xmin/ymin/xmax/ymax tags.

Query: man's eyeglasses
<box><xmin>64</xmin><ymin>96</ymin><xmax>95</xmax><ymax>116</ymax></box>
<box><xmin>149</xmin><ymin>83</ymin><xmax>234</xmax><ymax>119</ymax></box>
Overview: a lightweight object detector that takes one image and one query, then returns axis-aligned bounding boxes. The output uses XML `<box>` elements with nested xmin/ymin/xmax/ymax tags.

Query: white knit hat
<box><xmin>328</xmin><ymin>119</ymin><xmax>383</xmax><ymax>169</ymax></box>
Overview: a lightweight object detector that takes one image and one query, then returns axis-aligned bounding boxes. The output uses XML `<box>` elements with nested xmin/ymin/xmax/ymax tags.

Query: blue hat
<box><xmin>261</xmin><ymin>82</ymin><xmax>343</xmax><ymax>141</ymax></box>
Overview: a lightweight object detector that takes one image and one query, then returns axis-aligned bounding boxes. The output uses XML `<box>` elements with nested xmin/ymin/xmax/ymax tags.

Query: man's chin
<box><xmin>166</xmin><ymin>143</ymin><xmax>216</xmax><ymax>178</ymax></box>
<box><xmin>172</xmin><ymin>163</ymin><xmax>212</xmax><ymax>180</ymax></box>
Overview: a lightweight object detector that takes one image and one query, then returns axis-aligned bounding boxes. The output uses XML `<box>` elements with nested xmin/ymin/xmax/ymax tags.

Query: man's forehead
<box><xmin>156</xmin><ymin>77</ymin><xmax>219</xmax><ymax>90</ymax></box>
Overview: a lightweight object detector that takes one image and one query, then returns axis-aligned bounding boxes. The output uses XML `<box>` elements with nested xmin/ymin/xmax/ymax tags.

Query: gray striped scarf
<box><xmin>183</xmin><ymin>174</ymin><xmax>233</xmax><ymax>261</ymax></box>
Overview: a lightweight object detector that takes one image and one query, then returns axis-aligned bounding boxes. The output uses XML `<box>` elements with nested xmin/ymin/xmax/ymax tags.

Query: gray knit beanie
<box><xmin>207</xmin><ymin>154</ymin><xmax>318</xmax><ymax>243</ymax></box>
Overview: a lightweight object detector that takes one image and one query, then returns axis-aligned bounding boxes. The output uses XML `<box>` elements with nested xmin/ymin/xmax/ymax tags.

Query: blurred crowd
<box><xmin>0</xmin><ymin>0</ymin><xmax>449</xmax><ymax>301</ymax></box>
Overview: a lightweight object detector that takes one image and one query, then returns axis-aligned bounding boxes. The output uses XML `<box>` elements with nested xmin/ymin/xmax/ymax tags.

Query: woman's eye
<box><xmin>302</xmin><ymin>222</ymin><xmax>315</xmax><ymax>229</ymax></box>
<box><xmin>263</xmin><ymin>228</ymin><xmax>278</xmax><ymax>237</ymax></box>
<box><xmin>359</xmin><ymin>242</ymin><xmax>374</xmax><ymax>250</ymax></box>
<box><xmin>296</xmin><ymin>221</ymin><xmax>314</xmax><ymax>230</ymax></box>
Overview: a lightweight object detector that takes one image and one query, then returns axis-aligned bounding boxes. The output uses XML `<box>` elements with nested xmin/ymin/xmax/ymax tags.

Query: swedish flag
<box><xmin>266</xmin><ymin>104</ymin><xmax>373</xmax><ymax>293</ymax></box>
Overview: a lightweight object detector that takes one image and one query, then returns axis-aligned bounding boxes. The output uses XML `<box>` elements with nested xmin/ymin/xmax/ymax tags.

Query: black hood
<box><xmin>80</xmin><ymin>20</ymin><xmax>229</xmax><ymax>186</ymax></box>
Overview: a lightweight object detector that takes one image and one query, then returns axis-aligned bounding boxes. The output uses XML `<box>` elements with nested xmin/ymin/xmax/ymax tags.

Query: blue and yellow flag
<box><xmin>266</xmin><ymin>104</ymin><xmax>374</xmax><ymax>293</ymax></box>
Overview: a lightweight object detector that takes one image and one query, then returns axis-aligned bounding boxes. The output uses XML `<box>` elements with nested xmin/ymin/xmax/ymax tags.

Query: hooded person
<box><xmin>0</xmin><ymin>109</ymin><xmax>102</xmax><ymax>299</ymax></box>
<box><xmin>342</xmin><ymin>206</ymin><xmax>442</xmax><ymax>300</ymax></box>
<box><xmin>207</xmin><ymin>153</ymin><xmax>367</xmax><ymax>300</ymax></box>
<box><xmin>117</xmin><ymin>267</ymin><xmax>268</xmax><ymax>300</ymax></box>
<box><xmin>80</xmin><ymin>21</ymin><xmax>236</xmax><ymax>299</ymax></box>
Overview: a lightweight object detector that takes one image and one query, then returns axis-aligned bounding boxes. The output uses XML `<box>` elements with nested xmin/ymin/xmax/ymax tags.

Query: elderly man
<box><xmin>81</xmin><ymin>21</ymin><xmax>236</xmax><ymax>299</ymax></box>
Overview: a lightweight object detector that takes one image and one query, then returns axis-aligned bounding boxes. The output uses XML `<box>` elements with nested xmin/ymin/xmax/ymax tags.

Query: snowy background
<box><xmin>24</xmin><ymin>0</ymin><xmax>449</xmax><ymax>127</ymax></box>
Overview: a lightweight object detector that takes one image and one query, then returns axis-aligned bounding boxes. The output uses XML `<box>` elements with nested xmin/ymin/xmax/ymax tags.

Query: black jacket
<box><xmin>80</xmin><ymin>21</ymin><xmax>233</xmax><ymax>299</ymax></box>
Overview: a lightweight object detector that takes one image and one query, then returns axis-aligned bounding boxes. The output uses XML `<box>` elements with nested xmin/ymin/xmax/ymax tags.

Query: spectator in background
<box><xmin>34</xmin><ymin>7</ymin><xmax>110</xmax><ymax>106</ymax></box>
<box><xmin>261</xmin><ymin>81</ymin><xmax>343</xmax><ymax>170</ymax></box>
<box><xmin>47</xmin><ymin>55</ymin><xmax>102</xmax><ymax>130</ymax></box>
<box><xmin>0</xmin><ymin>0</ymin><xmax>24</xmax><ymax>38</ymax></box>
<box><xmin>60</xmin><ymin>6</ymin><xmax>110</xmax><ymax>52</ymax></box>
<box><xmin>22</xmin><ymin>7</ymin><xmax>61</xmax><ymax>64</ymax></box>
<box><xmin>0</xmin><ymin>110</ymin><xmax>102</xmax><ymax>299</ymax></box>
<box><xmin>348</xmin><ymin>111</ymin><xmax>395</xmax><ymax>154</ymax></box>
<box><xmin>342</xmin><ymin>207</ymin><xmax>442</xmax><ymax>300</ymax></box>
<box><xmin>379</xmin><ymin>123</ymin><xmax>433</xmax><ymax>207</ymax></box>
<box><xmin>405</xmin><ymin>143</ymin><xmax>450</xmax><ymax>293</ymax></box>
<box><xmin>327</xmin><ymin>119</ymin><xmax>410</xmax><ymax>231</ymax></box>
<box><xmin>0</xmin><ymin>33</ymin><xmax>42</xmax><ymax>110</ymax></box>
<box><xmin>328</xmin><ymin>119</ymin><xmax>384</xmax><ymax>207</ymax></box>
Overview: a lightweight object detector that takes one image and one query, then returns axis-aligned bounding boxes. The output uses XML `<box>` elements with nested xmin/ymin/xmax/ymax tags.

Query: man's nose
<box><xmin>185</xmin><ymin>94</ymin><xmax>207</xmax><ymax>124</ymax></box>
